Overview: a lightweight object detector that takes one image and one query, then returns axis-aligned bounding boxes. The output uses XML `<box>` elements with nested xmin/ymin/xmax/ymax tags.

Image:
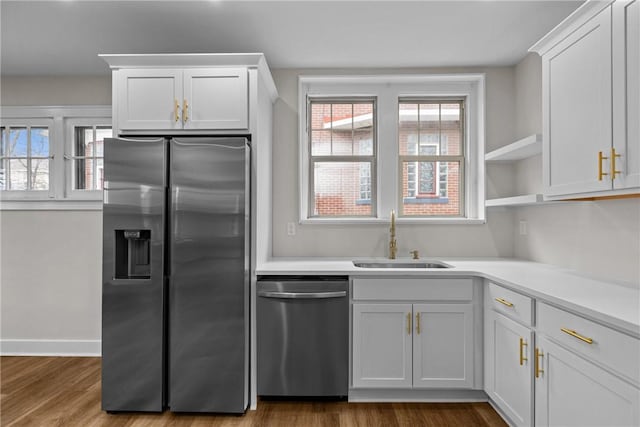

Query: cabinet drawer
<box><xmin>352</xmin><ymin>278</ymin><xmax>473</xmax><ymax>301</ymax></box>
<box><xmin>537</xmin><ymin>302</ymin><xmax>640</xmax><ymax>385</ymax></box>
<box><xmin>487</xmin><ymin>283</ymin><xmax>534</xmax><ymax>327</ymax></box>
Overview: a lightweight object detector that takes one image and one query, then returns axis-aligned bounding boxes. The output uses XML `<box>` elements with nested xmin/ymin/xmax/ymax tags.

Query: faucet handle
<box><xmin>410</xmin><ymin>250</ymin><xmax>419</xmax><ymax>260</ymax></box>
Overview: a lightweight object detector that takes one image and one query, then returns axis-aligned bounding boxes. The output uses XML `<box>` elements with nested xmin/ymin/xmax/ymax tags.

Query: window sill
<box><xmin>299</xmin><ymin>217</ymin><xmax>486</xmax><ymax>225</ymax></box>
<box><xmin>0</xmin><ymin>199</ymin><xmax>103</xmax><ymax>211</ymax></box>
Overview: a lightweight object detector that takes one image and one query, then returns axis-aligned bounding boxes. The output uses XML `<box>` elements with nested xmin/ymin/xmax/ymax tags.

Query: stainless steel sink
<box><xmin>352</xmin><ymin>260</ymin><xmax>451</xmax><ymax>269</ymax></box>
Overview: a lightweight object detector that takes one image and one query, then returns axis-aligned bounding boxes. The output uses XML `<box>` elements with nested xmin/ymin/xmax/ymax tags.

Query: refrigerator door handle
<box><xmin>257</xmin><ymin>290</ymin><xmax>347</xmax><ymax>299</ymax></box>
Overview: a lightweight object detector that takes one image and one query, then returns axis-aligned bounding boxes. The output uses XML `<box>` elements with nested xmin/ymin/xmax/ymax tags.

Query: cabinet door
<box><xmin>413</xmin><ymin>304</ymin><xmax>473</xmax><ymax>388</ymax></box>
<box><xmin>487</xmin><ymin>311</ymin><xmax>533</xmax><ymax>427</ymax></box>
<box><xmin>613</xmin><ymin>0</ymin><xmax>640</xmax><ymax>190</ymax></box>
<box><xmin>183</xmin><ymin>68</ymin><xmax>248</xmax><ymax>130</ymax></box>
<box><xmin>535</xmin><ymin>336</ymin><xmax>640</xmax><ymax>427</ymax></box>
<box><xmin>543</xmin><ymin>6</ymin><xmax>612</xmax><ymax>196</ymax></box>
<box><xmin>117</xmin><ymin>69</ymin><xmax>183</xmax><ymax>131</ymax></box>
<box><xmin>352</xmin><ymin>303</ymin><xmax>412</xmax><ymax>388</ymax></box>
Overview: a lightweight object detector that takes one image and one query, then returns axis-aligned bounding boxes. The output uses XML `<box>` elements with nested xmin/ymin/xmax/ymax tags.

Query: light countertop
<box><xmin>257</xmin><ymin>257</ymin><xmax>640</xmax><ymax>337</ymax></box>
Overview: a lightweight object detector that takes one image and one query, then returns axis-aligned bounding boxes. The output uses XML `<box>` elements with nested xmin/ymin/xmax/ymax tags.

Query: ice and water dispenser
<box><xmin>115</xmin><ymin>230</ymin><xmax>151</xmax><ymax>279</ymax></box>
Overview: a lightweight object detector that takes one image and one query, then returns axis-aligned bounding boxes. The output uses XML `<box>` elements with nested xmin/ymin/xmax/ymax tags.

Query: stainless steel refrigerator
<box><xmin>101</xmin><ymin>136</ymin><xmax>250</xmax><ymax>413</ymax></box>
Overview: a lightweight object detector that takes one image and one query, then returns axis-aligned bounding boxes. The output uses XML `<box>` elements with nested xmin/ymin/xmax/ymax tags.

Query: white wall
<box><xmin>270</xmin><ymin>67</ymin><xmax>517</xmax><ymax>258</ymax></box>
<box><xmin>512</xmin><ymin>54</ymin><xmax>640</xmax><ymax>284</ymax></box>
<box><xmin>1</xmin><ymin>76</ymin><xmax>110</xmax><ymax>353</ymax></box>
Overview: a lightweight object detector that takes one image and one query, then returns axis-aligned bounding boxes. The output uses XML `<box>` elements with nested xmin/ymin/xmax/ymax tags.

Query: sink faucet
<box><xmin>389</xmin><ymin>210</ymin><xmax>397</xmax><ymax>259</ymax></box>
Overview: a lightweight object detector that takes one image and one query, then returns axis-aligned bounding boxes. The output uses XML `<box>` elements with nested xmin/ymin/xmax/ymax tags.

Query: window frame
<box><xmin>0</xmin><ymin>118</ymin><xmax>55</xmax><ymax>200</ymax></box>
<box><xmin>298</xmin><ymin>74</ymin><xmax>486</xmax><ymax>224</ymax></box>
<box><xmin>0</xmin><ymin>106</ymin><xmax>111</xmax><ymax>210</ymax></box>
<box><xmin>398</xmin><ymin>99</ymin><xmax>465</xmax><ymax>217</ymax></box>
<box><xmin>307</xmin><ymin>96</ymin><xmax>378</xmax><ymax>218</ymax></box>
<box><xmin>64</xmin><ymin>117</ymin><xmax>112</xmax><ymax>201</ymax></box>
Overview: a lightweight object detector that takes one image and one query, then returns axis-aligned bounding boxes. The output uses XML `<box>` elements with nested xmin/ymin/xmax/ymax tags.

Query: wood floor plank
<box><xmin>1</xmin><ymin>357</ymin><xmax>507</xmax><ymax>426</ymax></box>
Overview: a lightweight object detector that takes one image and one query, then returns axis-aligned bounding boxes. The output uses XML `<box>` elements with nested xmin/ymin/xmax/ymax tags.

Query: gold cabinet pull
<box><xmin>560</xmin><ymin>328</ymin><xmax>593</xmax><ymax>344</ymax></box>
<box><xmin>174</xmin><ymin>99</ymin><xmax>180</xmax><ymax>122</ymax></box>
<box><xmin>416</xmin><ymin>312</ymin><xmax>421</xmax><ymax>334</ymax></box>
<box><xmin>598</xmin><ymin>151</ymin><xmax>609</xmax><ymax>181</ymax></box>
<box><xmin>519</xmin><ymin>337</ymin><xmax>528</xmax><ymax>366</ymax></box>
<box><xmin>611</xmin><ymin>148</ymin><xmax>621</xmax><ymax>180</ymax></box>
<box><xmin>183</xmin><ymin>99</ymin><xmax>189</xmax><ymax>123</ymax></box>
<box><xmin>495</xmin><ymin>297</ymin><xmax>513</xmax><ymax>307</ymax></box>
<box><xmin>535</xmin><ymin>347</ymin><xmax>544</xmax><ymax>378</ymax></box>
<box><xmin>406</xmin><ymin>312</ymin><xmax>412</xmax><ymax>335</ymax></box>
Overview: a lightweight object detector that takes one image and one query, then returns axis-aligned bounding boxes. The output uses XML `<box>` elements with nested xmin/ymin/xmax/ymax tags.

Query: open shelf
<box><xmin>486</xmin><ymin>194</ymin><xmax>544</xmax><ymax>208</ymax></box>
<box><xmin>485</xmin><ymin>134</ymin><xmax>541</xmax><ymax>162</ymax></box>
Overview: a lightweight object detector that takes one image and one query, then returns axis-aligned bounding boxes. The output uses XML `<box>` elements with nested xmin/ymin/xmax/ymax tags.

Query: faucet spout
<box><xmin>389</xmin><ymin>210</ymin><xmax>397</xmax><ymax>259</ymax></box>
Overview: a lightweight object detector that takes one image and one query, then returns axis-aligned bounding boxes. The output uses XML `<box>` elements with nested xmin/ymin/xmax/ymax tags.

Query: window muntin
<box><xmin>308</xmin><ymin>98</ymin><xmax>376</xmax><ymax>217</ymax></box>
<box><xmin>72</xmin><ymin>126</ymin><xmax>111</xmax><ymax>191</ymax></box>
<box><xmin>398</xmin><ymin>100</ymin><xmax>464</xmax><ymax>217</ymax></box>
<box><xmin>0</xmin><ymin>125</ymin><xmax>51</xmax><ymax>191</ymax></box>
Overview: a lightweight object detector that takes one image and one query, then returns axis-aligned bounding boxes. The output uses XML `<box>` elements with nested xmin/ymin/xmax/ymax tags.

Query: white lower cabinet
<box><xmin>352</xmin><ymin>302</ymin><xmax>474</xmax><ymax>389</ymax></box>
<box><xmin>486</xmin><ymin>310</ymin><xmax>534</xmax><ymax>427</ymax></box>
<box><xmin>534</xmin><ymin>336</ymin><xmax>640</xmax><ymax>427</ymax></box>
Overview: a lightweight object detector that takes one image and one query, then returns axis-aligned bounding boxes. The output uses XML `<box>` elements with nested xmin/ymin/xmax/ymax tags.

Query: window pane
<box><xmin>313</xmin><ymin>162</ymin><xmax>372</xmax><ymax>216</ymax></box>
<box><xmin>310</xmin><ymin>103</ymin><xmax>332</xmax><ymax>130</ymax></box>
<box><xmin>311</xmin><ymin>130</ymin><xmax>331</xmax><ymax>156</ymax></box>
<box><xmin>0</xmin><ymin>159</ymin><xmax>6</xmax><ymax>190</ymax></box>
<box><xmin>7</xmin><ymin>128</ymin><xmax>27</xmax><ymax>156</ymax></box>
<box><xmin>399</xmin><ymin>103</ymin><xmax>419</xmax><ymax>155</ymax></box>
<box><xmin>95</xmin><ymin>127</ymin><xmax>111</xmax><ymax>157</ymax></box>
<box><xmin>74</xmin><ymin>158</ymin><xmax>88</xmax><ymax>190</ymax></box>
<box><xmin>31</xmin><ymin>127</ymin><xmax>49</xmax><ymax>157</ymax></box>
<box><xmin>9</xmin><ymin>158</ymin><xmax>28</xmax><ymax>190</ymax></box>
<box><xmin>96</xmin><ymin>158</ymin><xmax>104</xmax><ymax>190</ymax></box>
<box><xmin>441</xmin><ymin>103</ymin><xmax>462</xmax><ymax>155</ymax></box>
<box><xmin>31</xmin><ymin>158</ymin><xmax>49</xmax><ymax>190</ymax></box>
<box><xmin>401</xmin><ymin>161</ymin><xmax>460</xmax><ymax>216</ymax></box>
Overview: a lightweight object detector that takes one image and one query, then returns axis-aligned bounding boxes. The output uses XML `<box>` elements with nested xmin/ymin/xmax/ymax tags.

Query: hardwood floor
<box><xmin>1</xmin><ymin>357</ymin><xmax>507</xmax><ymax>426</ymax></box>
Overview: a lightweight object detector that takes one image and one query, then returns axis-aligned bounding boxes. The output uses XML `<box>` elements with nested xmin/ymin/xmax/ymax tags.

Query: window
<box><xmin>298</xmin><ymin>74</ymin><xmax>485</xmax><ymax>223</ymax></box>
<box><xmin>1</xmin><ymin>106</ymin><xmax>112</xmax><ymax>209</ymax></box>
<box><xmin>1</xmin><ymin>123</ymin><xmax>52</xmax><ymax>193</ymax></box>
<box><xmin>399</xmin><ymin>100</ymin><xmax>464</xmax><ymax>217</ymax></box>
<box><xmin>308</xmin><ymin>98</ymin><xmax>376</xmax><ymax>217</ymax></box>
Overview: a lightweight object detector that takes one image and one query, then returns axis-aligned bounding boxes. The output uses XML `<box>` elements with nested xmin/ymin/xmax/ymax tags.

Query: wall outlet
<box><xmin>519</xmin><ymin>220</ymin><xmax>528</xmax><ymax>236</ymax></box>
<box><xmin>287</xmin><ymin>222</ymin><xmax>296</xmax><ymax>236</ymax></box>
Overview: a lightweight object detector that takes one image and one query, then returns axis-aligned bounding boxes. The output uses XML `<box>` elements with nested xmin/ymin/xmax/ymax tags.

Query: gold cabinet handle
<box><xmin>611</xmin><ymin>148</ymin><xmax>621</xmax><ymax>180</ymax></box>
<box><xmin>519</xmin><ymin>337</ymin><xmax>528</xmax><ymax>366</ymax></box>
<box><xmin>174</xmin><ymin>99</ymin><xmax>180</xmax><ymax>122</ymax></box>
<box><xmin>598</xmin><ymin>151</ymin><xmax>609</xmax><ymax>181</ymax></box>
<box><xmin>416</xmin><ymin>312</ymin><xmax>421</xmax><ymax>334</ymax></box>
<box><xmin>183</xmin><ymin>99</ymin><xmax>189</xmax><ymax>123</ymax></box>
<box><xmin>535</xmin><ymin>347</ymin><xmax>544</xmax><ymax>378</ymax></box>
<box><xmin>560</xmin><ymin>328</ymin><xmax>593</xmax><ymax>344</ymax></box>
<box><xmin>407</xmin><ymin>312</ymin><xmax>412</xmax><ymax>335</ymax></box>
<box><xmin>495</xmin><ymin>297</ymin><xmax>514</xmax><ymax>307</ymax></box>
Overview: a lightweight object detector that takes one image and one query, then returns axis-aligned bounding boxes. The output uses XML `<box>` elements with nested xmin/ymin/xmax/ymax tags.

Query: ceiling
<box><xmin>1</xmin><ymin>0</ymin><xmax>583</xmax><ymax>76</ymax></box>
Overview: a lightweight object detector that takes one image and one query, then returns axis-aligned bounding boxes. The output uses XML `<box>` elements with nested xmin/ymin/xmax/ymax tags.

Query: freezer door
<box><xmin>102</xmin><ymin>137</ymin><xmax>166</xmax><ymax>412</ymax></box>
<box><xmin>169</xmin><ymin>137</ymin><xmax>250</xmax><ymax>413</ymax></box>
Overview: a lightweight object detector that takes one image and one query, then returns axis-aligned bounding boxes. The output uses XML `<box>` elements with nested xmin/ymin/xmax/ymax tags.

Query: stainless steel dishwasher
<box><xmin>257</xmin><ymin>276</ymin><xmax>349</xmax><ymax>397</ymax></box>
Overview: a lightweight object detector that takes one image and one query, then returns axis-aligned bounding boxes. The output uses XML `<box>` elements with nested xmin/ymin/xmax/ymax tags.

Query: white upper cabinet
<box><xmin>117</xmin><ymin>68</ymin><xmax>248</xmax><ymax>132</ymax></box>
<box><xmin>183</xmin><ymin>68</ymin><xmax>248</xmax><ymax>131</ymax></box>
<box><xmin>101</xmin><ymin>53</ymin><xmax>278</xmax><ymax>136</ymax></box>
<box><xmin>531</xmin><ymin>0</ymin><xmax>640</xmax><ymax>198</ymax></box>
<box><xmin>117</xmin><ymin>69</ymin><xmax>184</xmax><ymax>131</ymax></box>
<box><xmin>613</xmin><ymin>0</ymin><xmax>640</xmax><ymax>190</ymax></box>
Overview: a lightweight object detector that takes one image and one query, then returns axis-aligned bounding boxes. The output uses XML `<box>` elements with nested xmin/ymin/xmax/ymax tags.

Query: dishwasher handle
<box><xmin>257</xmin><ymin>290</ymin><xmax>347</xmax><ymax>299</ymax></box>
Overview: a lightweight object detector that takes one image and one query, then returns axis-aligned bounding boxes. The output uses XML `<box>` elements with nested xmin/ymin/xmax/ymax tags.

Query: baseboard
<box><xmin>348</xmin><ymin>388</ymin><xmax>488</xmax><ymax>402</ymax></box>
<box><xmin>0</xmin><ymin>339</ymin><xmax>101</xmax><ymax>356</ymax></box>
